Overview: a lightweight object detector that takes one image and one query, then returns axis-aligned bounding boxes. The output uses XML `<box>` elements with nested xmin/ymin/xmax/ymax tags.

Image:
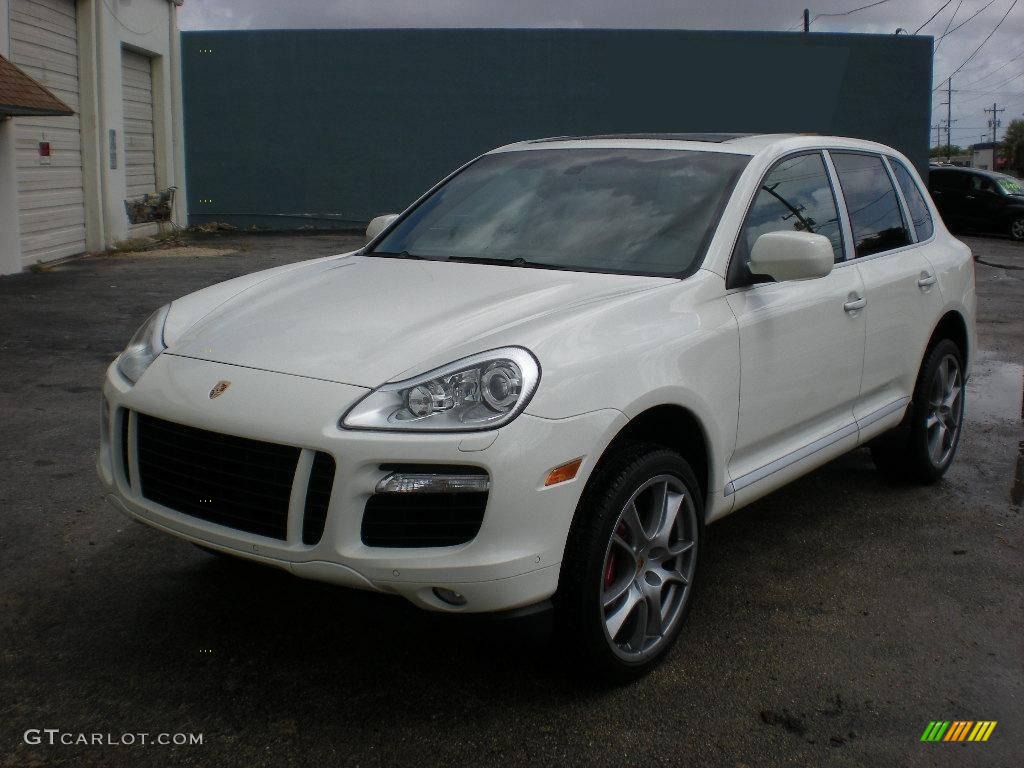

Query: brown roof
<box><xmin>0</xmin><ymin>53</ymin><xmax>74</xmax><ymax>117</ymax></box>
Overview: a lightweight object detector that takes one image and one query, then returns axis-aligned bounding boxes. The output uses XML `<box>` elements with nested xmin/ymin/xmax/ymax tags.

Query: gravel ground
<box><xmin>0</xmin><ymin>232</ymin><xmax>1021</xmax><ymax>768</ymax></box>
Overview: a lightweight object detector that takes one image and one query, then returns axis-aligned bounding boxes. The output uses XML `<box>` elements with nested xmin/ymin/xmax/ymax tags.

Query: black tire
<box><xmin>871</xmin><ymin>338</ymin><xmax>965</xmax><ymax>484</ymax></box>
<box><xmin>555</xmin><ymin>442</ymin><xmax>704</xmax><ymax>683</ymax></box>
<box><xmin>1010</xmin><ymin>215</ymin><xmax>1024</xmax><ymax>242</ymax></box>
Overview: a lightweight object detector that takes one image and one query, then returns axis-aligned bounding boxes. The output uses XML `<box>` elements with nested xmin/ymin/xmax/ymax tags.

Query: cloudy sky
<box><xmin>179</xmin><ymin>0</ymin><xmax>1024</xmax><ymax>147</ymax></box>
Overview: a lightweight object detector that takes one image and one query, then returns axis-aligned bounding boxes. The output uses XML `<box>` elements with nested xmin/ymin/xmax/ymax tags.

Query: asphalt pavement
<box><xmin>0</xmin><ymin>232</ymin><xmax>1021</xmax><ymax>767</ymax></box>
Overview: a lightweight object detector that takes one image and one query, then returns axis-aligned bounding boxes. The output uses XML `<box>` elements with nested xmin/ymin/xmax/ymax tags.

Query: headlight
<box><xmin>342</xmin><ymin>347</ymin><xmax>540</xmax><ymax>432</ymax></box>
<box><xmin>116</xmin><ymin>304</ymin><xmax>170</xmax><ymax>383</ymax></box>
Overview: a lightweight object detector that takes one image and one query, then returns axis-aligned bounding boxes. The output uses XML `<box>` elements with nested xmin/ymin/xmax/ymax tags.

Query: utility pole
<box><xmin>946</xmin><ymin>78</ymin><xmax>953</xmax><ymax>161</ymax></box>
<box><xmin>938</xmin><ymin>77</ymin><xmax>957</xmax><ymax>160</ymax></box>
<box><xmin>938</xmin><ymin>119</ymin><xmax>955</xmax><ymax>157</ymax></box>
<box><xmin>804</xmin><ymin>9</ymin><xmax>810</xmax><ymax>32</ymax></box>
<box><xmin>984</xmin><ymin>102</ymin><xmax>1004</xmax><ymax>145</ymax></box>
<box><xmin>931</xmin><ymin>123</ymin><xmax>943</xmax><ymax>149</ymax></box>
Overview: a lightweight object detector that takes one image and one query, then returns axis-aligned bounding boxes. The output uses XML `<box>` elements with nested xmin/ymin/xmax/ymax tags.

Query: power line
<box><xmin>958</xmin><ymin>41</ymin><xmax>1024</xmax><ymax>71</ymax></box>
<box><xmin>916</xmin><ymin>0</ymin><xmax>957</xmax><ymax>33</ymax></box>
<box><xmin>934</xmin><ymin>0</ymin><xmax>965</xmax><ymax>52</ymax></box>
<box><xmin>955</xmin><ymin>88</ymin><xmax>1024</xmax><ymax>105</ymax></box>
<box><xmin>788</xmin><ymin>0</ymin><xmax>894</xmax><ymax>30</ymax></box>
<box><xmin>813</xmin><ymin>0</ymin><xmax>893</xmax><ymax>20</ymax></box>
<box><xmin>933</xmin><ymin>0</ymin><xmax>1020</xmax><ymax>87</ymax></box>
<box><xmin>956</xmin><ymin>74</ymin><xmax>1024</xmax><ymax>92</ymax></box>
<box><xmin>957</xmin><ymin>49</ymin><xmax>1024</xmax><ymax>87</ymax></box>
<box><xmin>935</xmin><ymin>0</ymin><xmax>1000</xmax><ymax>42</ymax></box>
<box><xmin>978</xmin><ymin>70</ymin><xmax>1024</xmax><ymax>90</ymax></box>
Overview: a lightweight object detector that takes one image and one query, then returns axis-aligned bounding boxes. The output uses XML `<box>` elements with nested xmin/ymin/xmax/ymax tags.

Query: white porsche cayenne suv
<box><xmin>99</xmin><ymin>134</ymin><xmax>975</xmax><ymax>679</ymax></box>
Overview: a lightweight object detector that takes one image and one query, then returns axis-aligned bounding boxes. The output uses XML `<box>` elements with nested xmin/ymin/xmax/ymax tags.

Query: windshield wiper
<box><xmin>367</xmin><ymin>249</ymin><xmax>447</xmax><ymax>261</ymax></box>
<box><xmin>446</xmin><ymin>256</ymin><xmax>568</xmax><ymax>270</ymax></box>
<box><xmin>370</xmin><ymin>251</ymin><xmax>572</xmax><ymax>270</ymax></box>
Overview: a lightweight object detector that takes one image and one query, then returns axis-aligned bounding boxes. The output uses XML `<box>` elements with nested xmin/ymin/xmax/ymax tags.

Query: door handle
<box><xmin>843</xmin><ymin>296</ymin><xmax>866</xmax><ymax>313</ymax></box>
<box><xmin>917</xmin><ymin>272</ymin><xmax>937</xmax><ymax>289</ymax></box>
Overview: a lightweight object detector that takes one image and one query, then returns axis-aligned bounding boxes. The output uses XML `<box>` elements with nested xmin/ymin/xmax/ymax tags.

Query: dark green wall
<box><xmin>182</xmin><ymin>29</ymin><xmax>932</xmax><ymax>230</ymax></box>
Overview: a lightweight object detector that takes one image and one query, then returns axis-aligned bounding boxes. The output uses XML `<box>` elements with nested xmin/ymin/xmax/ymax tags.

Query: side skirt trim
<box><xmin>723</xmin><ymin>397</ymin><xmax>910</xmax><ymax>497</ymax></box>
<box><xmin>855</xmin><ymin>396</ymin><xmax>910</xmax><ymax>431</ymax></box>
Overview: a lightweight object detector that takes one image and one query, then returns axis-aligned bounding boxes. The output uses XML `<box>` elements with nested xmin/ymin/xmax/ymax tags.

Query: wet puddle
<box><xmin>967</xmin><ymin>355</ymin><xmax>1024</xmax><ymax>507</ymax></box>
<box><xmin>967</xmin><ymin>357</ymin><xmax>1024</xmax><ymax>424</ymax></box>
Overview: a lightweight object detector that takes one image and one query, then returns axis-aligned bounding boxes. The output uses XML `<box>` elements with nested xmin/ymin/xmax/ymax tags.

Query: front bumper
<box><xmin>99</xmin><ymin>353</ymin><xmax>625</xmax><ymax>613</ymax></box>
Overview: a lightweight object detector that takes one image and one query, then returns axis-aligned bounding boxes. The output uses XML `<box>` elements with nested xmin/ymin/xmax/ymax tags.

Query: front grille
<box><xmin>362</xmin><ymin>492</ymin><xmax>488</xmax><ymax>548</ymax></box>
<box><xmin>120</xmin><ymin>410</ymin><xmax>131</xmax><ymax>486</ymax></box>
<box><xmin>302</xmin><ymin>451</ymin><xmax>335</xmax><ymax>545</ymax></box>
<box><xmin>134</xmin><ymin>413</ymin><xmax>334</xmax><ymax>542</ymax></box>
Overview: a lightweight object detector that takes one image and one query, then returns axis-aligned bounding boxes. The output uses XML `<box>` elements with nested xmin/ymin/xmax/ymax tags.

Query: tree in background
<box><xmin>929</xmin><ymin>145</ymin><xmax>963</xmax><ymax>158</ymax></box>
<box><xmin>1003</xmin><ymin>119</ymin><xmax>1024</xmax><ymax>176</ymax></box>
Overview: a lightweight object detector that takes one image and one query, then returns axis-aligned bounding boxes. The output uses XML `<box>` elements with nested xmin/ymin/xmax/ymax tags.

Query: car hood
<box><xmin>168</xmin><ymin>254</ymin><xmax>671</xmax><ymax>386</ymax></box>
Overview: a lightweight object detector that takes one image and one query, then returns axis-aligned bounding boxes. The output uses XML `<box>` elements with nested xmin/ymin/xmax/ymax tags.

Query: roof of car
<box><xmin>491</xmin><ymin>133</ymin><xmax>898</xmax><ymax>157</ymax></box>
<box><xmin>526</xmin><ymin>132</ymin><xmax>765</xmax><ymax>144</ymax></box>
<box><xmin>930</xmin><ymin>165</ymin><xmax>1014</xmax><ymax>181</ymax></box>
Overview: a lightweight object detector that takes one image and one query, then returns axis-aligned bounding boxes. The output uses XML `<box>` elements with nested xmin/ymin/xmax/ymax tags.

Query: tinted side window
<box><xmin>970</xmin><ymin>175</ymin><xmax>997</xmax><ymax>193</ymax></box>
<box><xmin>931</xmin><ymin>170</ymin><xmax>967</xmax><ymax>190</ymax></box>
<box><xmin>729</xmin><ymin>152</ymin><xmax>843</xmax><ymax>285</ymax></box>
<box><xmin>890</xmin><ymin>159</ymin><xmax>934</xmax><ymax>241</ymax></box>
<box><xmin>832</xmin><ymin>152</ymin><xmax>911</xmax><ymax>258</ymax></box>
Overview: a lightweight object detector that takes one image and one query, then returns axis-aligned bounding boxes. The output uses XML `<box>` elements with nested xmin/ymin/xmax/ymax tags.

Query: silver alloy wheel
<box><xmin>1012</xmin><ymin>217</ymin><xmax>1024</xmax><ymax>241</ymax></box>
<box><xmin>600</xmin><ymin>474</ymin><xmax>698</xmax><ymax>661</ymax></box>
<box><xmin>926</xmin><ymin>353</ymin><xmax>963</xmax><ymax>467</ymax></box>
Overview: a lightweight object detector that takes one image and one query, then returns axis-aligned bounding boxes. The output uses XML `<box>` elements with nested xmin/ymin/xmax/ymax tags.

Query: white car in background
<box><xmin>99</xmin><ymin>133</ymin><xmax>975</xmax><ymax>680</ymax></box>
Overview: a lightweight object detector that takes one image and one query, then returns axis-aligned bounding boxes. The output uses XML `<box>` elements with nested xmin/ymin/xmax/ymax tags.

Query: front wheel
<box><xmin>555</xmin><ymin>443</ymin><xmax>703</xmax><ymax>683</ymax></box>
<box><xmin>871</xmin><ymin>339</ymin><xmax>965</xmax><ymax>483</ymax></box>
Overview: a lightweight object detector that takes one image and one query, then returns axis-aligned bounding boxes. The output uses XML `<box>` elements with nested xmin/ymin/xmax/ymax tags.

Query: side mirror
<box><xmin>748</xmin><ymin>231</ymin><xmax>834</xmax><ymax>282</ymax></box>
<box><xmin>365</xmin><ymin>214</ymin><xmax>399</xmax><ymax>243</ymax></box>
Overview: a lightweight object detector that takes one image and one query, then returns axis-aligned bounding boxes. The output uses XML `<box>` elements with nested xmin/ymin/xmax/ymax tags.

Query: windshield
<box><xmin>370</xmin><ymin>148</ymin><xmax>750</xmax><ymax>277</ymax></box>
<box><xmin>995</xmin><ymin>176</ymin><xmax>1023</xmax><ymax>196</ymax></box>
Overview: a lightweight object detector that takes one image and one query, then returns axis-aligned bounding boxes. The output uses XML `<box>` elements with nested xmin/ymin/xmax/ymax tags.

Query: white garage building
<box><xmin>0</xmin><ymin>0</ymin><xmax>186</xmax><ymax>275</ymax></box>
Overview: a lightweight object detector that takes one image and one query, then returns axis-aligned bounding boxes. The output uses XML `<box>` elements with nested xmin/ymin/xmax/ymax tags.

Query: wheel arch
<box><xmin>589</xmin><ymin>404</ymin><xmax>712</xmax><ymax>517</ymax></box>
<box><xmin>927</xmin><ymin>309</ymin><xmax>970</xmax><ymax>369</ymax></box>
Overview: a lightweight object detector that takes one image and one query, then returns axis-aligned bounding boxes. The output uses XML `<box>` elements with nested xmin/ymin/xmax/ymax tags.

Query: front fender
<box><xmin>524</xmin><ymin>270</ymin><xmax>740</xmax><ymax>521</ymax></box>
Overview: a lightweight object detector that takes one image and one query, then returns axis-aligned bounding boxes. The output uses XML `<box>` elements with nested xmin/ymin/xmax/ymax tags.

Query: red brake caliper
<box><xmin>604</xmin><ymin>522</ymin><xmax>627</xmax><ymax>588</ymax></box>
<box><xmin>603</xmin><ymin>554</ymin><xmax>616</xmax><ymax>588</ymax></box>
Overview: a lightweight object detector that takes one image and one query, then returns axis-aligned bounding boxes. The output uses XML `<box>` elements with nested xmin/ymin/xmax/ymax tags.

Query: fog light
<box><xmin>376</xmin><ymin>471</ymin><xmax>489</xmax><ymax>494</ymax></box>
<box><xmin>433</xmin><ymin>587</ymin><xmax>467</xmax><ymax>606</ymax></box>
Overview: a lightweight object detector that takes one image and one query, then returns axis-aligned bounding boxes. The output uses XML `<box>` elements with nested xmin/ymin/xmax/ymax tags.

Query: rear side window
<box><xmin>831</xmin><ymin>152</ymin><xmax>911</xmax><ymax>258</ymax></box>
<box><xmin>890</xmin><ymin>159</ymin><xmax>934</xmax><ymax>241</ymax></box>
<box><xmin>729</xmin><ymin>152</ymin><xmax>844</xmax><ymax>285</ymax></box>
<box><xmin>930</xmin><ymin>170</ymin><xmax>967</xmax><ymax>190</ymax></box>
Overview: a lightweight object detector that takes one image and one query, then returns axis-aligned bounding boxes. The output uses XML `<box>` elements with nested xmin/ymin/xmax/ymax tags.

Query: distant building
<box><xmin>0</xmin><ymin>0</ymin><xmax>187</xmax><ymax>276</ymax></box>
<box><xmin>969</xmin><ymin>141</ymin><xmax>1013</xmax><ymax>173</ymax></box>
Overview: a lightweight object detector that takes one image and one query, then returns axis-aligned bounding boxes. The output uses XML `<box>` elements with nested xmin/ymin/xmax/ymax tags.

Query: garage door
<box><xmin>10</xmin><ymin>0</ymin><xmax>86</xmax><ymax>264</ymax></box>
<box><xmin>121</xmin><ymin>48</ymin><xmax>158</xmax><ymax>235</ymax></box>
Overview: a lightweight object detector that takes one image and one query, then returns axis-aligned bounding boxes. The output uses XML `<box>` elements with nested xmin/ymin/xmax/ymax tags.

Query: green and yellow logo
<box><xmin>921</xmin><ymin>721</ymin><xmax>997</xmax><ymax>742</ymax></box>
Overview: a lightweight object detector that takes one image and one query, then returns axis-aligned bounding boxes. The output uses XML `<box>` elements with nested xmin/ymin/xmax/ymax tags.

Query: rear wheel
<box><xmin>556</xmin><ymin>443</ymin><xmax>703</xmax><ymax>683</ymax></box>
<box><xmin>871</xmin><ymin>339</ymin><xmax>965</xmax><ymax>483</ymax></box>
<box><xmin>1011</xmin><ymin>215</ymin><xmax>1024</xmax><ymax>242</ymax></box>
